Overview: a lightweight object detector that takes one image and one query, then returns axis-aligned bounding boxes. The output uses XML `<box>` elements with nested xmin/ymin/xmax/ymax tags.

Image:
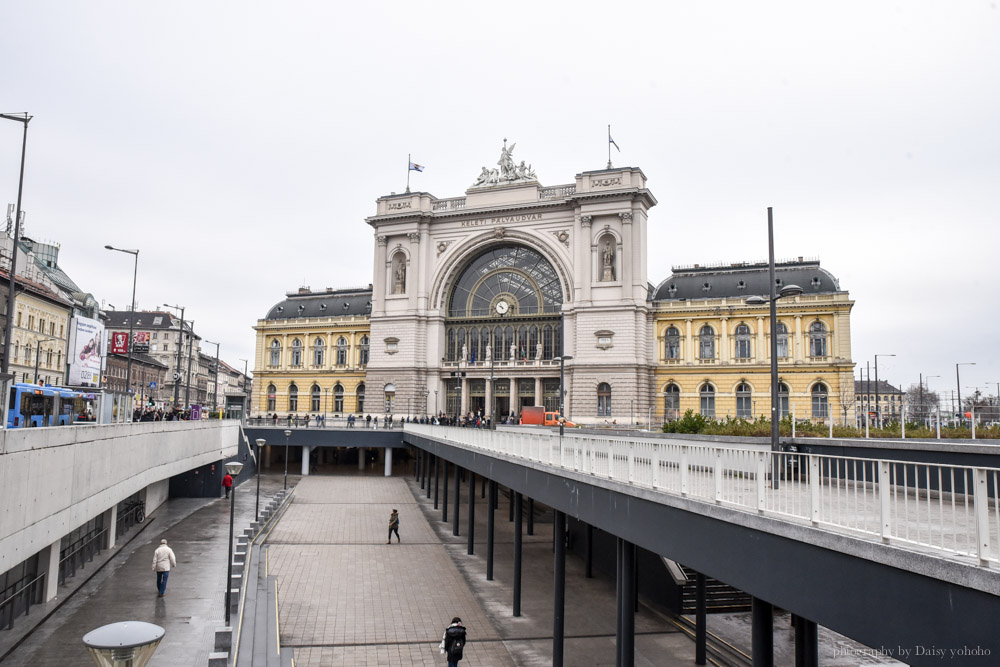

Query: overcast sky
<box><xmin>2</xmin><ymin>2</ymin><xmax>998</xmax><ymax>400</ymax></box>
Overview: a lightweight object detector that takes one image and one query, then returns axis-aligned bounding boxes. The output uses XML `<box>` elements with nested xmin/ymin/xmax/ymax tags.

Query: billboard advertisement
<box><xmin>134</xmin><ymin>331</ymin><xmax>150</xmax><ymax>353</ymax></box>
<box><xmin>110</xmin><ymin>331</ymin><xmax>129</xmax><ymax>355</ymax></box>
<box><xmin>68</xmin><ymin>316</ymin><xmax>105</xmax><ymax>386</ymax></box>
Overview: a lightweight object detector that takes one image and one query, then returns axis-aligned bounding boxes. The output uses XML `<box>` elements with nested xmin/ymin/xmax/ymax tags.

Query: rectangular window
<box><xmin>28</xmin><ymin>315</ymin><xmax>34</xmax><ymax>329</ymax></box>
<box><xmin>17</xmin><ymin>312</ymin><xmax>22</xmax><ymax>326</ymax></box>
<box><xmin>700</xmin><ymin>394</ymin><xmax>715</xmax><ymax>418</ymax></box>
<box><xmin>163</xmin><ymin>344</ymin><xmax>169</xmax><ymax>352</ymax></box>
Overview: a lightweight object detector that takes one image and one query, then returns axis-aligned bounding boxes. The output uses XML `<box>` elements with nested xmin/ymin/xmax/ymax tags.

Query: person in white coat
<box><xmin>152</xmin><ymin>539</ymin><xmax>177</xmax><ymax>597</ymax></box>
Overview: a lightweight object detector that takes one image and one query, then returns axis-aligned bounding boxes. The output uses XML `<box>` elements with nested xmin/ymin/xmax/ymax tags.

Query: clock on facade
<box><xmin>495</xmin><ymin>300</ymin><xmax>510</xmax><ymax>315</ymax></box>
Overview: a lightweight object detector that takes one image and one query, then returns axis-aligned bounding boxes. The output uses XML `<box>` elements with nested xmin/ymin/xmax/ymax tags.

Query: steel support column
<box><xmin>453</xmin><ymin>463</ymin><xmax>461</xmax><ymax>536</ymax></box>
<box><xmin>616</xmin><ymin>538</ymin><xmax>623</xmax><ymax>667</ymax></box>
<box><xmin>467</xmin><ymin>473</ymin><xmax>476</xmax><ymax>555</ymax></box>
<box><xmin>585</xmin><ymin>523</ymin><xmax>593</xmax><ymax>578</ymax></box>
<box><xmin>513</xmin><ymin>492</ymin><xmax>523</xmax><ymax>617</ymax></box>
<box><xmin>528</xmin><ymin>497</ymin><xmax>534</xmax><ymax>535</ymax></box>
<box><xmin>621</xmin><ymin>540</ymin><xmax>635</xmax><ymax>667</ymax></box>
<box><xmin>553</xmin><ymin>510</ymin><xmax>566</xmax><ymax>667</ymax></box>
<box><xmin>487</xmin><ymin>480</ymin><xmax>497</xmax><ymax>581</ymax></box>
<box><xmin>752</xmin><ymin>597</ymin><xmax>774</xmax><ymax>667</ymax></box>
<box><xmin>794</xmin><ymin>615</ymin><xmax>818</xmax><ymax>667</ymax></box>
<box><xmin>442</xmin><ymin>460</ymin><xmax>449</xmax><ymax>523</ymax></box>
<box><xmin>696</xmin><ymin>572</ymin><xmax>707</xmax><ymax>665</ymax></box>
<box><xmin>426</xmin><ymin>454</ymin><xmax>432</xmax><ymax>499</ymax></box>
<box><xmin>433</xmin><ymin>455</ymin><xmax>440</xmax><ymax>509</ymax></box>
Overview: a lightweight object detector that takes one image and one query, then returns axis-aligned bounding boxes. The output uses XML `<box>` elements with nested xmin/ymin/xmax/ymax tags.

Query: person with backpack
<box><xmin>387</xmin><ymin>509</ymin><xmax>400</xmax><ymax>544</ymax></box>
<box><xmin>440</xmin><ymin>617</ymin><xmax>467</xmax><ymax>666</ymax></box>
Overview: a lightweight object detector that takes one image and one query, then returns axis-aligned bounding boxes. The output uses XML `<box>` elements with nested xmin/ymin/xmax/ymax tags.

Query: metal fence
<box><xmin>407</xmin><ymin>425</ymin><xmax>1000</xmax><ymax>567</ymax></box>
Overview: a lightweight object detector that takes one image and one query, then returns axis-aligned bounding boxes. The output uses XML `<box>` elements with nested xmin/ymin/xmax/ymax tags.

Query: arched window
<box><xmin>779</xmin><ymin>382</ymin><xmax>790</xmax><ymax>419</ymax></box>
<box><xmin>288</xmin><ymin>383</ymin><xmax>299</xmax><ymax>412</ymax></box>
<box><xmin>336</xmin><ymin>337</ymin><xmax>348</xmax><ymax>365</ymax></box>
<box><xmin>809</xmin><ymin>321</ymin><xmax>827</xmax><ymax>357</ymax></box>
<box><xmin>356</xmin><ymin>382</ymin><xmax>365</xmax><ymax>413</ymax></box>
<box><xmin>776</xmin><ymin>322</ymin><xmax>789</xmax><ymax>359</ymax></box>
<box><xmin>334</xmin><ymin>383</ymin><xmax>344</xmax><ymax>413</ymax></box>
<box><xmin>700</xmin><ymin>383</ymin><xmax>715</xmax><ymax>418</ymax></box>
<box><xmin>269</xmin><ymin>340</ymin><xmax>281</xmax><ymax>366</ymax></box>
<box><xmin>313</xmin><ymin>338</ymin><xmax>325</xmax><ymax>366</ymax></box>
<box><xmin>812</xmin><ymin>383</ymin><xmax>829</xmax><ymax>418</ymax></box>
<box><xmin>267</xmin><ymin>383</ymin><xmax>276</xmax><ymax>412</ymax></box>
<box><xmin>665</xmin><ymin>327</ymin><xmax>681</xmax><ymax>360</ymax></box>
<box><xmin>699</xmin><ymin>325</ymin><xmax>715</xmax><ymax>360</ymax></box>
<box><xmin>384</xmin><ymin>384</ymin><xmax>396</xmax><ymax>414</ymax></box>
<box><xmin>597</xmin><ymin>382</ymin><xmax>612</xmax><ymax>417</ymax></box>
<box><xmin>290</xmin><ymin>339</ymin><xmax>302</xmax><ymax>367</ymax></box>
<box><xmin>359</xmin><ymin>335</ymin><xmax>369</xmax><ymax>366</ymax></box>
<box><xmin>734</xmin><ymin>324</ymin><xmax>751</xmax><ymax>359</ymax></box>
<box><xmin>311</xmin><ymin>384</ymin><xmax>321</xmax><ymax>412</ymax></box>
<box><xmin>12</xmin><ymin>341</ymin><xmax>17</xmax><ymax>360</ymax></box>
<box><xmin>736</xmin><ymin>383</ymin><xmax>752</xmax><ymax>418</ymax></box>
<box><xmin>664</xmin><ymin>383</ymin><xmax>680</xmax><ymax>421</ymax></box>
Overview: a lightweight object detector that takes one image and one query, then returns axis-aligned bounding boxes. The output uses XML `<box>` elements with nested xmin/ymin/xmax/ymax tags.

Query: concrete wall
<box><xmin>0</xmin><ymin>421</ymin><xmax>239</xmax><ymax>572</ymax></box>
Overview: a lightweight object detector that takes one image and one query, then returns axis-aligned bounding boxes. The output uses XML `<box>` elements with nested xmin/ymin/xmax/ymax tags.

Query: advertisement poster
<box><xmin>134</xmin><ymin>331</ymin><xmax>150</xmax><ymax>353</ymax></box>
<box><xmin>68</xmin><ymin>316</ymin><xmax>105</xmax><ymax>386</ymax></box>
<box><xmin>110</xmin><ymin>331</ymin><xmax>128</xmax><ymax>355</ymax></box>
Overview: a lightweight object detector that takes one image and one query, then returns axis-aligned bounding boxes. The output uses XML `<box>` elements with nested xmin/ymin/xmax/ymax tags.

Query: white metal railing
<box><xmin>538</xmin><ymin>185</ymin><xmax>577</xmax><ymax>199</ymax></box>
<box><xmin>405</xmin><ymin>425</ymin><xmax>1000</xmax><ymax>567</ymax></box>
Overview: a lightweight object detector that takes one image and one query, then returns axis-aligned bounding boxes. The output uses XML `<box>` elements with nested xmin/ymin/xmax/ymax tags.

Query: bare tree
<box><xmin>906</xmin><ymin>383</ymin><xmax>940</xmax><ymax>425</ymax></box>
<box><xmin>838</xmin><ymin>382</ymin><xmax>857</xmax><ymax>426</ymax></box>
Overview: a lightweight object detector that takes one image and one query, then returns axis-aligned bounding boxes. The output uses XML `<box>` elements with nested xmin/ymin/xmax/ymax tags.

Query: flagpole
<box><xmin>406</xmin><ymin>153</ymin><xmax>411</xmax><ymax>193</ymax></box>
<box><xmin>607</xmin><ymin>124</ymin><xmax>612</xmax><ymax>169</ymax></box>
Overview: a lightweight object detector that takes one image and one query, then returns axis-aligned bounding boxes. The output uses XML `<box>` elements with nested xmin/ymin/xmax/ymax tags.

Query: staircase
<box><xmin>679</xmin><ymin>565</ymin><xmax>752</xmax><ymax>614</ymax></box>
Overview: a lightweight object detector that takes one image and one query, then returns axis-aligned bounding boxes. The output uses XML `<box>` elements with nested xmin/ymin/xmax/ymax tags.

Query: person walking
<box><xmin>222</xmin><ymin>472</ymin><xmax>233</xmax><ymax>499</ymax></box>
<box><xmin>440</xmin><ymin>617</ymin><xmax>467</xmax><ymax>666</ymax></box>
<box><xmin>387</xmin><ymin>509</ymin><xmax>400</xmax><ymax>544</ymax></box>
<box><xmin>152</xmin><ymin>539</ymin><xmax>176</xmax><ymax>597</ymax></box>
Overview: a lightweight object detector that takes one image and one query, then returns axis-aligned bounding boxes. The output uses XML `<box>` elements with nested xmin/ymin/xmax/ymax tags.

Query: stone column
<box><xmin>756</xmin><ymin>316</ymin><xmax>765</xmax><ymax>363</ymax></box>
<box><xmin>407</xmin><ymin>232</ymin><xmax>420</xmax><ymax>310</ymax></box>
<box><xmin>510</xmin><ymin>378</ymin><xmax>519</xmax><ymax>416</ymax></box>
<box><xmin>40</xmin><ymin>538</ymin><xmax>61</xmax><ymax>602</ymax></box>
<box><xmin>831</xmin><ymin>313</ymin><xmax>840</xmax><ymax>359</ymax></box>
<box><xmin>461</xmin><ymin>376</ymin><xmax>469</xmax><ymax>414</ymax></box>
<box><xmin>301</xmin><ymin>445</ymin><xmax>310</xmax><ymax>476</ymax></box>
<box><xmin>535</xmin><ymin>377</ymin><xmax>543</xmax><ymax>407</ymax></box>
<box><xmin>358</xmin><ymin>449</ymin><xmax>365</xmax><ymax>470</ymax></box>
<box><xmin>619</xmin><ymin>212</ymin><xmax>633</xmax><ymax>292</ymax></box>
<box><xmin>794</xmin><ymin>315</ymin><xmax>804</xmax><ymax>362</ymax></box>
<box><xmin>685</xmin><ymin>319</ymin><xmax>694</xmax><ymax>362</ymax></box>
<box><xmin>105</xmin><ymin>506</ymin><xmax>118</xmax><ymax>549</ymax></box>
<box><xmin>580</xmin><ymin>216</ymin><xmax>593</xmax><ymax>303</ymax></box>
<box><xmin>384</xmin><ymin>447</ymin><xmax>393</xmax><ymax>476</ymax></box>
<box><xmin>720</xmin><ymin>317</ymin><xmax>729</xmax><ymax>363</ymax></box>
<box><xmin>373</xmin><ymin>235</ymin><xmax>388</xmax><ymax>315</ymax></box>
<box><xmin>485</xmin><ymin>377</ymin><xmax>493</xmax><ymax>419</ymax></box>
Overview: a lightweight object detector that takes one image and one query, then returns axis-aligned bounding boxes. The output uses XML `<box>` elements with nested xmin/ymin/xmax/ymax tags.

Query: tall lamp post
<box><xmin>873</xmin><ymin>354</ymin><xmax>896</xmax><ymax>428</ymax></box>
<box><xmin>105</xmin><ymin>245</ymin><xmax>139</xmax><ymax>419</ymax></box>
<box><xmin>32</xmin><ymin>336</ymin><xmax>58</xmax><ymax>384</ymax></box>
<box><xmin>254</xmin><ymin>439</ymin><xmax>265</xmax><ymax>522</ymax></box>
<box><xmin>224</xmin><ymin>461</ymin><xmax>244</xmax><ymax>625</ymax></box>
<box><xmin>205</xmin><ymin>339</ymin><xmax>221</xmax><ymax>413</ymax></box>
<box><xmin>922</xmin><ymin>374</ymin><xmax>940</xmax><ymax>427</ymax></box>
<box><xmin>283</xmin><ymin>429</ymin><xmax>291</xmax><ymax>490</ymax></box>
<box><xmin>956</xmin><ymin>362</ymin><xmax>976</xmax><ymax>427</ymax></box>
<box><xmin>163</xmin><ymin>304</ymin><xmax>186</xmax><ymax>408</ymax></box>
<box><xmin>1</xmin><ymin>113</ymin><xmax>31</xmax><ymax>380</ymax></box>
<box><xmin>239</xmin><ymin>358</ymin><xmax>249</xmax><ymax>422</ymax></box>
<box><xmin>746</xmin><ymin>207</ymin><xmax>803</xmax><ymax>488</ymax></box>
<box><xmin>554</xmin><ymin>355</ymin><xmax>573</xmax><ymax>436</ymax></box>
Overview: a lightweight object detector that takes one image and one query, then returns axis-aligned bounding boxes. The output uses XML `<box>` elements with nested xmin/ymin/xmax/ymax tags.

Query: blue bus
<box><xmin>7</xmin><ymin>384</ymin><xmax>93</xmax><ymax>428</ymax></box>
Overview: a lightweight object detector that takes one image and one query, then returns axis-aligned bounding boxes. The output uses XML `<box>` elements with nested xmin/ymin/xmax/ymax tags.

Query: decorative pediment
<box><xmin>470</xmin><ymin>139</ymin><xmax>538</xmax><ymax>188</ymax></box>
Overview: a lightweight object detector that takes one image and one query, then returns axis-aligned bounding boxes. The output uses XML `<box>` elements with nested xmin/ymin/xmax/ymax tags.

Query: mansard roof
<box><xmin>263</xmin><ymin>286</ymin><xmax>373</xmax><ymax>320</ymax></box>
<box><xmin>652</xmin><ymin>258</ymin><xmax>843</xmax><ymax>302</ymax></box>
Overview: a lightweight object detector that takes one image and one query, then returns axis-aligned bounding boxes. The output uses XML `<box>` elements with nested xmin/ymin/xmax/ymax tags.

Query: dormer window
<box><xmin>736</xmin><ymin>280</ymin><xmax>746</xmax><ymax>290</ymax></box>
<box><xmin>319</xmin><ymin>303</ymin><xmax>327</xmax><ymax>310</ymax></box>
<box><xmin>668</xmin><ymin>284</ymin><xmax>677</xmax><ymax>297</ymax></box>
<box><xmin>811</xmin><ymin>276</ymin><xmax>822</xmax><ymax>288</ymax></box>
<box><xmin>276</xmin><ymin>306</ymin><xmax>283</xmax><ymax>313</ymax></box>
<box><xmin>701</xmin><ymin>282</ymin><xmax>711</xmax><ymax>293</ymax></box>
<box><xmin>343</xmin><ymin>301</ymin><xmax>350</xmax><ymax>311</ymax></box>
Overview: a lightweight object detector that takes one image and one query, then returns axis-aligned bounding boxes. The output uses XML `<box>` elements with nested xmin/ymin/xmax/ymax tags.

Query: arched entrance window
<box><xmin>734</xmin><ymin>324</ymin><xmax>751</xmax><ymax>359</ymax></box>
<box><xmin>700</xmin><ymin>384</ymin><xmax>715</xmax><ymax>418</ymax></box>
<box><xmin>809</xmin><ymin>321</ymin><xmax>828</xmax><ymax>357</ymax></box>
<box><xmin>334</xmin><ymin>384</ymin><xmax>344</xmax><ymax>413</ymax></box>
<box><xmin>288</xmin><ymin>383</ymin><xmax>299</xmax><ymax>412</ymax></box>
<box><xmin>736</xmin><ymin>383</ymin><xmax>752</xmax><ymax>418</ymax></box>
<box><xmin>665</xmin><ymin>326</ymin><xmax>681</xmax><ymax>360</ymax></box>
<box><xmin>356</xmin><ymin>383</ymin><xmax>365</xmax><ymax>413</ymax></box>
<box><xmin>359</xmin><ymin>336</ymin><xmax>370</xmax><ymax>365</ymax></box>
<box><xmin>812</xmin><ymin>383</ymin><xmax>829</xmax><ymax>418</ymax></box>
<box><xmin>699</xmin><ymin>326</ymin><xmax>715</xmax><ymax>360</ymax></box>
<box><xmin>776</xmin><ymin>322</ymin><xmax>789</xmax><ymax>359</ymax></box>
<box><xmin>664</xmin><ymin>384</ymin><xmax>680</xmax><ymax>421</ymax></box>
<box><xmin>311</xmin><ymin>384</ymin><xmax>321</xmax><ymax>412</ymax></box>
<box><xmin>290</xmin><ymin>339</ymin><xmax>302</xmax><ymax>367</ymax></box>
<box><xmin>336</xmin><ymin>337</ymin><xmax>348</xmax><ymax>365</ymax></box>
<box><xmin>313</xmin><ymin>338</ymin><xmax>325</xmax><ymax>366</ymax></box>
<box><xmin>269</xmin><ymin>340</ymin><xmax>281</xmax><ymax>366</ymax></box>
<box><xmin>267</xmin><ymin>384</ymin><xmax>276</xmax><ymax>412</ymax></box>
<box><xmin>597</xmin><ymin>383</ymin><xmax>612</xmax><ymax>417</ymax></box>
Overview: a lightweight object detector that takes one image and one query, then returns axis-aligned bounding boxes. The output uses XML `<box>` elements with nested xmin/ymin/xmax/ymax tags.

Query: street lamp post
<box><xmin>83</xmin><ymin>621</ymin><xmax>164</xmax><ymax>667</ymax></box>
<box><xmin>1</xmin><ymin>112</ymin><xmax>31</xmax><ymax>378</ymax></box>
<box><xmin>874</xmin><ymin>354</ymin><xmax>896</xmax><ymax>428</ymax></box>
<box><xmin>184</xmin><ymin>321</ymin><xmax>195</xmax><ymax>408</ymax></box>
<box><xmin>746</xmin><ymin>208</ymin><xmax>803</xmax><ymax>489</ymax></box>
<box><xmin>254</xmin><ymin>438</ymin><xmax>265</xmax><ymax>522</ymax></box>
<box><xmin>224</xmin><ymin>461</ymin><xmax>244</xmax><ymax>626</ymax></box>
<box><xmin>554</xmin><ymin>355</ymin><xmax>573</xmax><ymax>436</ymax></box>
<box><xmin>163</xmin><ymin>304</ymin><xmax>186</xmax><ymax>409</ymax></box>
<box><xmin>205</xmin><ymin>340</ymin><xmax>221</xmax><ymax>413</ymax></box>
<box><xmin>956</xmin><ymin>363</ymin><xmax>975</xmax><ymax>427</ymax></box>
<box><xmin>434</xmin><ymin>389</ymin><xmax>439</xmax><ymax>417</ymax></box>
<box><xmin>32</xmin><ymin>337</ymin><xmax>57</xmax><ymax>384</ymax></box>
<box><xmin>105</xmin><ymin>245</ymin><xmax>139</xmax><ymax>419</ymax></box>
<box><xmin>283</xmin><ymin>429</ymin><xmax>291</xmax><ymax>490</ymax></box>
<box><xmin>239</xmin><ymin>358</ymin><xmax>249</xmax><ymax>423</ymax></box>
<box><xmin>490</xmin><ymin>331</ymin><xmax>496</xmax><ymax>430</ymax></box>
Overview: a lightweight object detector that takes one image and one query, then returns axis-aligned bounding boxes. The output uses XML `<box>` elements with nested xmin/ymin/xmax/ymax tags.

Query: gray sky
<box><xmin>2</xmin><ymin>1</ymin><xmax>998</xmax><ymax>401</ymax></box>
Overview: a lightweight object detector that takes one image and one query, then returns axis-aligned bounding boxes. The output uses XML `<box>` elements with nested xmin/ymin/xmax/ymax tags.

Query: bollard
<box><xmin>214</xmin><ymin>627</ymin><xmax>232</xmax><ymax>652</ymax></box>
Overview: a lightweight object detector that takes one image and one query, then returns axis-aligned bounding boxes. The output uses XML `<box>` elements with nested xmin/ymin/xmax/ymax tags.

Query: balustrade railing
<box><xmin>406</xmin><ymin>425</ymin><xmax>1000</xmax><ymax>566</ymax></box>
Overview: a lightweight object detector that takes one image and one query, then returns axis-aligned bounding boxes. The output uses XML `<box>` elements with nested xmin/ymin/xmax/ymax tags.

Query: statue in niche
<box><xmin>393</xmin><ymin>259</ymin><xmax>406</xmax><ymax>294</ymax></box>
<box><xmin>461</xmin><ymin>343</ymin><xmax>468</xmax><ymax>362</ymax></box>
<box><xmin>601</xmin><ymin>238</ymin><xmax>615</xmax><ymax>281</ymax></box>
<box><xmin>510</xmin><ymin>342</ymin><xmax>516</xmax><ymax>361</ymax></box>
<box><xmin>535</xmin><ymin>342</ymin><xmax>542</xmax><ymax>360</ymax></box>
<box><xmin>485</xmin><ymin>343</ymin><xmax>491</xmax><ymax>362</ymax></box>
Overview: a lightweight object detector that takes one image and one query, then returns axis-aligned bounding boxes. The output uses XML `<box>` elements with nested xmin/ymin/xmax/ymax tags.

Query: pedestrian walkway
<box><xmin>3</xmin><ymin>474</ymin><xmax>288</xmax><ymax>667</ymax></box>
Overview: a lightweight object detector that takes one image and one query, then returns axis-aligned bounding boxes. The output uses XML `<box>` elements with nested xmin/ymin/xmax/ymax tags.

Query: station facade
<box><xmin>253</xmin><ymin>144</ymin><xmax>854</xmax><ymax>424</ymax></box>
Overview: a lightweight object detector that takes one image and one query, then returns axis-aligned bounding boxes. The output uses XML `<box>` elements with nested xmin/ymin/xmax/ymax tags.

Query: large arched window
<box><xmin>334</xmin><ymin>383</ymin><xmax>344</xmax><ymax>413</ymax></box>
<box><xmin>336</xmin><ymin>337</ymin><xmax>348</xmax><ymax>365</ymax></box>
<box><xmin>597</xmin><ymin>382</ymin><xmax>612</xmax><ymax>417</ymax></box>
<box><xmin>359</xmin><ymin>335</ymin><xmax>370</xmax><ymax>366</ymax></box>
<box><xmin>313</xmin><ymin>338</ymin><xmax>325</xmax><ymax>367</ymax></box>
<box><xmin>779</xmin><ymin>382</ymin><xmax>790</xmax><ymax>419</ymax></box>
<box><xmin>290</xmin><ymin>339</ymin><xmax>302</xmax><ymax>367</ymax></box>
<box><xmin>776</xmin><ymin>322</ymin><xmax>789</xmax><ymax>359</ymax></box>
<box><xmin>311</xmin><ymin>384</ymin><xmax>321</xmax><ymax>412</ymax></box>
<box><xmin>448</xmin><ymin>244</ymin><xmax>563</xmax><ymax>317</ymax></box>
<box><xmin>664</xmin><ymin>383</ymin><xmax>681</xmax><ymax>421</ymax></box>
<box><xmin>699</xmin><ymin>325</ymin><xmax>715</xmax><ymax>360</ymax></box>
<box><xmin>288</xmin><ymin>383</ymin><xmax>299</xmax><ymax>412</ymax></box>
<box><xmin>665</xmin><ymin>326</ymin><xmax>681</xmax><ymax>360</ymax></box>
<box><xmin>734</xmin><ymin>324</ymin><xmax>751</xmax><ymax>359</ymax></box>
<box><xmin>267</xmin><ymin>383</ymin><xmax>276</xmax><ymax>412</ymax></box>
<box><xmin>700</xmin><ymin>383</ymin><xmax>715</xmax><ymax>418</ymax></box>
<box><xmin>356</xmin><ymin>382</ymin><xmax>365</xmax><ymax>413</ymax></box>
<box><xmin>736</xmin><ymin>383</ymin><xmax>753</xmax><ymax>418</ymax></box>
<box><xmin>269</xmin><ymin>340</ymin><xmax>281</xmax><ymax>366</ymax></box>
<box><xmin>809</xmin><ymin>321</ymin><xmax>827</xmax><ymax>357</ymax></box>
<box><xmin>812</xmin><ymin>383</ymin><xmax>829</xmax><ymax>418</ymax></box>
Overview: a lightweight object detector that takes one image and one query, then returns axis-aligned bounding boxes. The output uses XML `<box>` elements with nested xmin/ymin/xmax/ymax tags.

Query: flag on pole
<box><xmin>409</xmin><ymin>161</ymin><xmax>425</xmax><ymax>172</ymax></box>
<box><xmin>609</xmin><ymin>135</ymin><xmax>620</xmax><ymax>152</ymax></box>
